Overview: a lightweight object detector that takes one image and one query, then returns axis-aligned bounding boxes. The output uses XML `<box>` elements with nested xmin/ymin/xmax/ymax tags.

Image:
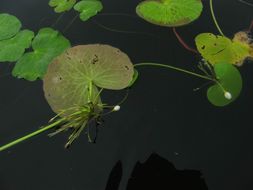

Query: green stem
<box><xmin>210</xmin><ymin>0</ymin><xmax>225</xmax><ymax>36</ymax></box>
<box><xmin>0</xmin><ymin>119</ymin><xmax>64</xmax><ymax>152</ymax></box>
<box><xmin>134</xmin><ymin>63</ymin><xmax>214</xmax><ymax>81</ymax></box>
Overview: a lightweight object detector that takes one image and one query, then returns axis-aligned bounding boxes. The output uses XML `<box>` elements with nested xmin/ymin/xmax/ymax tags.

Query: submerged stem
<box><xmin>134</xmin><ymin>63</ymin><xmax>214</xmax><ymax>81</ymax></box>
<box><xmin>172</xmin><ymin>28</ymin><xmax>198</xmax><ymax>54</ymax></box>
<box><xmin>210</xmin><ymin>0</ymin><xmax>225</xmax><ymax>36</ymax></box>
<box><xmin>0</xmin><ymin>119</ymin><xmax>64</xmax><ymax>152</ymax></box>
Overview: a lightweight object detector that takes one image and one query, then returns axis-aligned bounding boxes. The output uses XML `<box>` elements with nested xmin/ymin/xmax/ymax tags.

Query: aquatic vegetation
<box><xmin>0</xmin><ymin>0</ymin><xmax>252</xmax><ymax>151</ymax></box>
<box><xmin>134</xmin><ymin>0</ymin><xmax>246</xmax><ymax>106</ymax></box>
<box><xmin>44</xmin><ymin>44</ymin><xmax>133</xmax><ymax>113</ymax></box>
<box><xmin>0</xmin><ymin>13</ymin><xmax>22</xmax><ymax>40</ymax></box>
<box><xmin>49</xmin><ymin>0</ymin><xmax>77</xmax><ymax>13</ymax></box>
<box><xmin>49</xmin><ymin>0</ymin><xmax>103</xmax><ymax>22</ymax></box>
<box><xmin>136</xmin><ymin>0</ymin><xmax>203</xmax><ymax>27</ymax></box>
<box><xmin>74</xmin><ymin>0</ymin><xmax>103</xmax><ymax>21</ymax></box>
<box><xmin>195</xmin><ymin>33</ymin><xmax>253</xmax><ymax>66</ymax></box>
<box><xmin>207</xmin><ymin>63</ymin><xmax>242</xmax><ymax>106</ymax></box>
<box><xmin>0</xmin><ymin>14</ymin><xmax>34</xmax><ymax>62</ymax></box>
<box><xmin>0</xmin><ymin>14</ymin><xmax>70</xmax><ymax>81</ymax></box>
<box><xmin>0</xmin><ymin>44</ymin><xmax>134</xmax><ymax>151</ymax></box>
<box><xmin>12</xmin><ymin>28</ymin><xmax>71</xmax><ymax>81</ymax></box>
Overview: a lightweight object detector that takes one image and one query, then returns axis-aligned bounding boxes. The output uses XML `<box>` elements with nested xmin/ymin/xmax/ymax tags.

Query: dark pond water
<box><xmin>0</xmin><ymin>0</ymin><xmax>253</xmax><ymax>190</ymax></box>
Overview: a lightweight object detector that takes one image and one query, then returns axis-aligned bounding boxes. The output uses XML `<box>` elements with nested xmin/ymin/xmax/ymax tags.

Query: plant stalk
<box><xmin>210</xmin><ymin>0</ymin><xmax>225</xmax><ymax>36</ymax></box>
<box><xmin>0</xmin><ymin>119</ymin><xmax>64</xmax><ymax>152</ymax></box>
<box><xmin>134</xmin><ymin>62</ymin><xmax>215</xmax><ymax>81</ymax></box>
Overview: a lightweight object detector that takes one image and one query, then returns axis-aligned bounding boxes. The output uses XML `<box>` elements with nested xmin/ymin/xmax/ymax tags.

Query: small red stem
<box><xmin>172</xmin><ymin>27</ymin><xmax>198</xmax><ymax>54</ymax></box>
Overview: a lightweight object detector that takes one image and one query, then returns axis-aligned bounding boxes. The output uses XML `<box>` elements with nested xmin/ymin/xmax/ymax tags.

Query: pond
<box><xmin>0</xmin><ymin>0</ymin><xmax>252</xmax><ymax>190</ymax></box>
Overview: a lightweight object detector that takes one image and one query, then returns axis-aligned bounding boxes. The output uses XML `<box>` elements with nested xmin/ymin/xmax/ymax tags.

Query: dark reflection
<box><xmin>106</xmin><ymin>153</ymin><xmax>208</xmax><ymax>190</ymax></box>
<box><xmin>106</xmin><ymin>161</ymin><xmax>123</xmax><ymax>190</ymax></box>
<box><xmin>127</xmin><ymin>153</ymin><xmax>208</xmax><ymax>190</ymax></box>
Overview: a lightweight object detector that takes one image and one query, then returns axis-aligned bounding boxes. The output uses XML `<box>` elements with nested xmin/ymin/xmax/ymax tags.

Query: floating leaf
<box><xmin>0</xmin><ymin>13</ymin><xmax>21</xmax><ymax>40</ymax></box>
<box><xmin>0</xmin><ymin>30</ymin><xmax>34</xmax><ymax>62</ymax></box>
<box><xmin>207</xmin><ymin>63</ymin><xmax>242</xmax><ymax>107</ymax></box>
<box><xmin>128</xmin><ymin>68</ymin><xmax>139</xmax><ymax>87</ymax></box>
<box><xmin>136</xmin><ymin>0</ymin><xmax>203</xmax><ymax>27</ymax></box>
<box><xmin>195</xmin><ymin>33</ymin><xmax>251</xmax><ymax>66</ymax></box>
<box><xmin>49</xmin><ymin>0</ymin><xmax>77</xmax><ymax>13</ymax></box>
<box><xmin>43</xmin><ymin>44</ymin><xmax>134</xmax><ymax>113</ymax></box>
<box><xmin>12</xmin><ymin>28</ymin><xmax>71</xmax><ymax>81</ymax></box>
<box><xmin>74</xmin><ymin>0</ymin><xmax>103</xmax><ymax>21</ymax></box>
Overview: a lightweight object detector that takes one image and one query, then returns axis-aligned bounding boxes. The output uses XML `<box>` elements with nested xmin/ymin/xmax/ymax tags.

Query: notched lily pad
<box><xmin>195</xmin><ymin>33</ymin><xmax>251</xmax><ymax>66</ymax></box>
<box><xmin>43</xmin><ymin>44</ymin><xmax>134</xmax><ymax>113</ymax></box>
<box><xmin>136</xmin><ymin>0</ymin><xmax>203</xmax><ymax>27</ymax></box>
<box><xmin>49</xmin><ymin>0</ymin><xmax>77</xmax><ymax>13</ymax></box>
<box><xmin>0</xmin><ymin>13</ymin><xmax>22</xmax><ymax>40</ymax></box>
<box><xmin>207</xmin><ymin>63</ymin><xmax>242</xmax><ymax>107</ymax></box>
<box><xmin>12</xmin><ymin>28</ymin><xmax>71</xmax><ymax>81</ymax></box>
<box><xmin>74</xmin><ymin>0</ymin><xmax>103</xmax><ymax>21</ymax></box>
<box><xmin>0</xmin><ymin>30</ymin><xmax>34</xmax><ymax>62</ymax></box>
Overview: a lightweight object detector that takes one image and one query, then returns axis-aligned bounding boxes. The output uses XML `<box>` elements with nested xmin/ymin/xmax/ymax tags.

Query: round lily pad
<box><xmin>136</xmin><ymin>0</ymin><xmax>203</xmax><ymax>27</ymax></box>
<box><xmin>74</xmin><ymin>0</ymin><xmax>103</xmax><ymax>21</ymax></box>
<box><xmin>207</xmin><ymin>63</ymin><xmax>242</xmax><ymax>107</ymax></box>
<box><xmin>0</xmin><ymin>13</ymin><xmax>21</xmax><ymax>40</ymax></box>
<box><xmin>195</xmin><ymin>33</ymin><xmax>251</xmax><ymax>66</ymax></box>
<box><xmin>43</xmin><ymin>44</ymin><xmax>134</xmax><ymax>113</ymax></box>
<box><xmin>12</xmin><ymin>28</ymin><xmax>70</xmax><ymax>81</ymax></box>
<box><xmin>49</xmin><ymin>0</ymin><xmax>76</xmax><ymax>13</ymax></box>
<box><xmin>0</xmin><ymin>30</ymin><xmax>34</xmax><ymax>62</ymax></box>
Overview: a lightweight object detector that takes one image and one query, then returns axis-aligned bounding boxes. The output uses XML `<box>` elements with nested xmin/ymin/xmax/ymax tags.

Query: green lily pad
<box><xmin>128</xmin><ymin>69</ymin><xmax>139</xmax><ymax>87</ymax></box>
<box><xmin>43</xmin><ymin>44</ymin><xmax>134</xmax><ymax>113</ymax></box>
<box><xmin>0</xmin><ymin>30</ymin><xmax>34</xmax><ymax>62</ymax></box>
<box><xmin>195</xmin><ymin>33</ymin><xmax>251</xmax><ymax>66</ymax></box>
<box><xmin>74</xmin><ymin>0</ymin><xmax>103</xmax><ymax>22</ymax></box>
<box><xmin>12</xmin><ymin>28</ymin><xmax>71</xmax><ymax>81</ymax></box>
<box><xmin>207</xmin><ymin>63</ymin><xmax>242</xmax><ymax>107</ymax></box>
<box><xmin>136</xmin><ymin>0</ymin><xmax>203</xmax><ymax>27</ymax></box>
<box><xmin>49</xmin><ymin>0</ymin><xmax>77</xmax><ymax>13</ymax></box>
<box><xmin>0</xmin><ymin>13</ymin><xmax>22</xmax><ymax>40</ymax></box>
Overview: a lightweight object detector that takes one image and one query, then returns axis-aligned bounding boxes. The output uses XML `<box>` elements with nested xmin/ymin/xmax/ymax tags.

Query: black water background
<box><xmin>0</xmin><ymin>0</ymin><xmax>253</xmax><ymax>189</ymax></box>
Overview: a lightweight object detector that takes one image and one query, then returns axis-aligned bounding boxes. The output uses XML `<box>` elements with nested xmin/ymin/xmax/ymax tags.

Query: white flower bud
<box><xmin>113</xmin><ymin>105</ymin><xmax>120</xmax><ymax>112</ymax></box>
<box><xmin>224</xmin><ymin>91</ymin><xmax>232</xmax><ymax>100</ymax></box>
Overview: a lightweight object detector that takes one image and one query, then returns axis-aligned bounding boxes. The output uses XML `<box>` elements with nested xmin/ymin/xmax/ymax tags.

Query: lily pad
<box><xmin>49</xmin><ymin>0</ymin><xmax>77</xmax><ymax>13</ymax></box>
<box><xmin>0</xmin><ymin>30</ymin><xmax>34</xmax><ymax>62</ymax></box>
<box><xmin>43</xmin><ymin>44</ymin><xmax>134</xmax><ymax>113</ymax></box>
<box><xmin>0</xmin><ymin>13</ymin><xmax>21</xmax><ymax>40</ymax></box>
<box><xmin>136</xmin><ymin>0</ymin><xmax>203</xmax><ymax>27</ymax></box>
<box><xmin>12</xmin><ymin>28</ymin><xmax>71</xmax><ymax>81</ymax></box>
<box><xmin>74</xmin><ymin>0</ymin><xmax>103</xmax><ymax>22</ymax></box>
<box><xmin>195</xmin><ymin>33</ymin><xmax>251</xmax><ymax>66</ymax></box>
<box><xmin>207</xmin><ymin>63</ymin><xmax>242</xmax><ymax>107</ymax></box>
<box><xmin>128</xmin><ymin>69</ymin><xmax>139</xmax><ymax>87</ymax></box>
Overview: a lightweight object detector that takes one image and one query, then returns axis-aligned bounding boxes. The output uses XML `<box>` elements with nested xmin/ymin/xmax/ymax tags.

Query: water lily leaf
<box><xmin>12</xmin><ymin>28</ymin><xmax>71</xmax><ymax>81</ymax></box>
<box><xmin>128</xmin><ymin>69</ymin><xmax>139</xmax><ymax>87</ymax></box>
<box><xmin>43</xmin><ymin>44</ymin><xmax>134</xmax><ymax>113</ymax></box>
<box><xmin>0</xmin><ymin>30</ymin><xmax>34</xmax><ymax>62</ymax></box>
<box><xmin>49</xmin><ymin>0</ymin><xmax>77</xmax><ymax>13</ymax></box>
<box><xmin>136</xmin><ymin>0</ymin><xmax>203</xmax><ymax>27</ymax></box>
<box><xmin>74</xmin><ymin>0</ymin><xmax>103</xmax><ymax>22</ymax></box>
<box><xmin>195</xmin><ymin>33</ymin><xmax>251</xmax><ymax>66</ymax></box>
<box><xmin>0</xmin><ymin>13</ymin><xmax>22</xmax><ymax>40</ymax></box>
<box><xmin>207</xmin><ymin>63</ymin><xmax>242</xmax><ymax>107</ymax></box>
